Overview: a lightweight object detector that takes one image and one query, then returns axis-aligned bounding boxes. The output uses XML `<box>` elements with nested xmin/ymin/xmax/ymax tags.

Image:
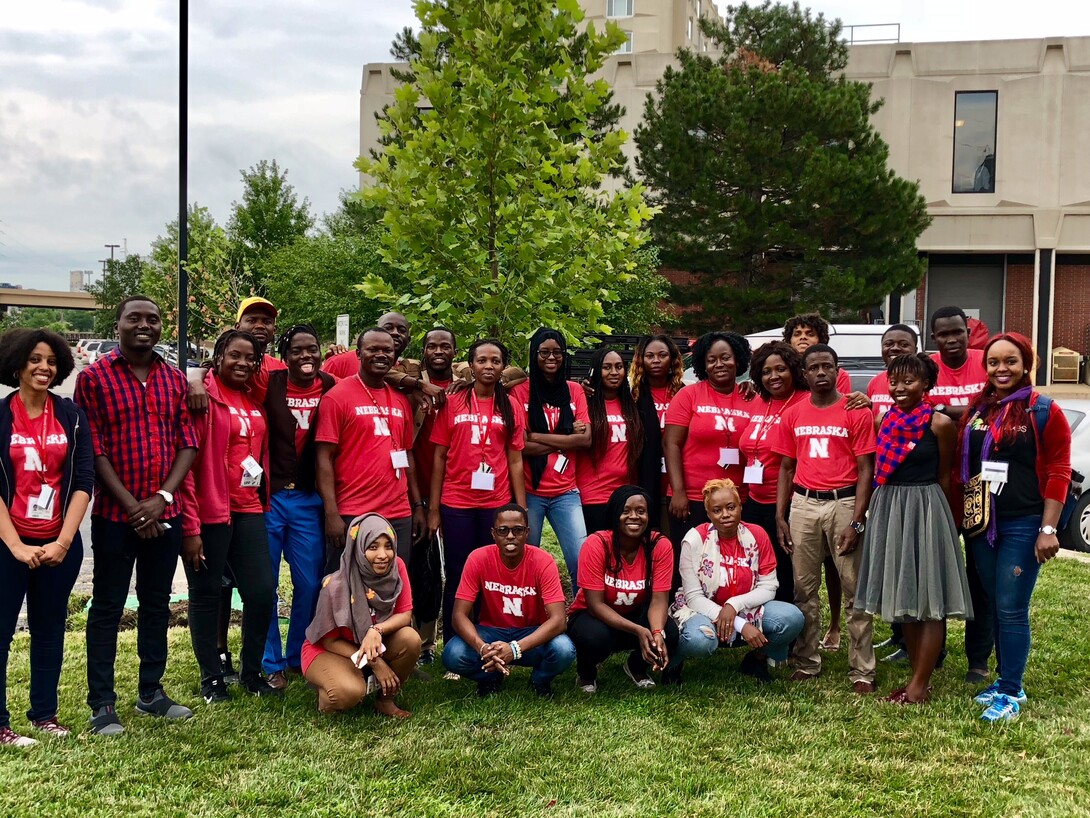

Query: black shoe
<box><xmin>660</xmin><ymin>664</ymin><xmax>684</xmax><ymax>687</ymax></box>
<box><xmin>417</xmin><ymin>649</ymin><xmax>435</xmax><ymax>666</ymax></box>
<box><xmin>242</xmin><ymin>676</ymin><xmax>284</xmax><ymax>697</ymax></box>
<box><xmin>738</xmin><ymin>651</ymin><xmax>773</xmax><ymax>684</ymax></box>
<box><xmin>219</xmin><ymin>651</ymin><xmax>240</xmax><ymax>686</ymax></box>
<box><xmin>88</xmin><ymin>705</ymin><xmax>125</xmax><ymax>736</ymax></box>
<box><xmin>476</xmin><ymin>678</ymin><xmax>503</xmax><ymax>698</ymax></box>
<box><xmin>530</xmin><ymin>679</ymin><xmax>554</xmax><ymax>699</ymax></box>
<box><xmin>201</xmin><ymin>676</ymin><xmax>230</xmax><ymax>704</ymax></box>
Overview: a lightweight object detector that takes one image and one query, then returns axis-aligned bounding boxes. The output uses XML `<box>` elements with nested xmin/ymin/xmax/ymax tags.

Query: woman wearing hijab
<box><xmin>510</xmin><ymin>328</ymin><xmax>591</xmax><ymax>594</ymax></box>
<box><xmin>567</xmin><ymin>486</ymin><xmax>677</xmax><ymax>693</ymax></box>
<box><xmin>856</xmin><ymin>353</ymin><xmax>971</xmax><ymax>705</ymax></box>
<box><xmin>301</xmin><ymin>513</ymin><xmax>420</xmax><ymax>718</ymax></box>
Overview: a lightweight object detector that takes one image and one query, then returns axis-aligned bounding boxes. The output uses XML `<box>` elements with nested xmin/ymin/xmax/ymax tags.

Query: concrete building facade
<box><xmin>360</xmin><ymin>8</ymin><xmax>1090</xmax><ymax>383</ymax></box>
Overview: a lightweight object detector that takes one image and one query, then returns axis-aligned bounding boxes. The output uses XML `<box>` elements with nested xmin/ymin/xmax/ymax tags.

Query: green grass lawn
<box><xmin>3</xmin><ymin>551</ymin><xmax>1090</xmax><ymax>818</ymax></box>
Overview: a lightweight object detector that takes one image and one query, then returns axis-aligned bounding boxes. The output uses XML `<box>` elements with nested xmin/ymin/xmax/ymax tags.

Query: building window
<box><xmin>616</xmin><ymin>31</ymin><xmax>633</xmax><ymax>54</ymax></box>
<box><xmin>952</xmin><ymin>91</ymin><xmax>997</xmax><ymax>194</ymax></box>
<box><xmin>607</xmin><ymin>0</ymin><xmax>633</xmax><ymax>18</ymax></box>
<box><xmin>697</xmin><ymin>0</ymin><xmax>702</xmax><ymax>16</ymax></box>
<box><xmin>688</xmin><ymin>17</ymin><xmax>693</xmax><ymax>40</ymax></box>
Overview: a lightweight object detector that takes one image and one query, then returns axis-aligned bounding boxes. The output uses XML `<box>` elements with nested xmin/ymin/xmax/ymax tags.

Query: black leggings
<box><xmin>567</xmin><ymin>608</ymin><xmax>680</xmax><ymax>680</ymax></box>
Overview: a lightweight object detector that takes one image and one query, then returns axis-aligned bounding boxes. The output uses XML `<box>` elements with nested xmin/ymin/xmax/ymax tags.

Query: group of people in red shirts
<box><xmin>0</xmin><ymin>297</ymin><xmax>1070</xmax><ymax>746</ymax></box>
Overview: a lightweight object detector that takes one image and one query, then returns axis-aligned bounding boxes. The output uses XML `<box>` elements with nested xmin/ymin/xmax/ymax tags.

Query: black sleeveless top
<box><xmin>888</xmin><ymin>426</ymin><xmax>939</xmax><ymax>486</ymax></box>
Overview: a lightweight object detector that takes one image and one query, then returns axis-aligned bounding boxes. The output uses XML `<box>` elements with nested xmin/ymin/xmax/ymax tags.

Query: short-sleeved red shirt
<box><xmin>866</xmin><ymin>371</ymin><xmax>894</xmax><ymax>422</ymax></box>
<box><xmin>575</xmin><ymin>398</ymin><xmax>634</xmax><ymax>505</ymax></box>
<box><xmin>510</xmin><ymin>381</ymin><xmax>591</xmax><ymax>498</ymax></box>
<box><xmin>221</xmin><ymin>389</ymin><xmax>266</xmax><ymax>514</ymax></box>
<box><xmin>665</xmin><ymin>381</ymin><xmax>752</xmax><ymax>501</ymax></box>
<box><xmin>928</xmin><ymin>349</ymin><xmax>986</xmax><ymax>409</ymax></box>
<box><xmin>772</xmin><ymin>396</ymin><xmax>877</xmax><ymax>490</ymax></box>
<box><xmin>568</xmin><ymin>531</ymin><xmax>673</xmax><ymax>614</ymax></box>
<box><xmin>455</xmin><ymin>544</ymin><xmax>565</xmax><ymax>629</ymax></box>
<box><xmin>8</xmin><ymin>399</ymin><xmax>68</xmax><ymax>540</ymax></box>
<box><xmin>738</xmin><ymin>390</ymin><xmax>806</xmax><ymax>505</ymax></box>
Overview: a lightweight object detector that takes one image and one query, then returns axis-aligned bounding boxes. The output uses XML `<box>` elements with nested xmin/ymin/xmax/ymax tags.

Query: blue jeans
<box><xmin>526</xmin><ymin>489</ymin><xmax>586</xmax><ymax>596</ymax></box>
<box><xmin>442</xmin><ymin>626</ymin><xmax>576</xmax><ymax>685</ymax></box>
<box><xmin>671</xmin><ymin>601</ymin><xmax>805</xmax><ymax>667</ymax></box>
<box><xmin>0</xmin><ymin>534</ymin><xmax>83</xmax><ymax>728</ymax></box>
<box><xmin>969</xmin><ymin>515</ymin><xmax>1042</xmax><ymax>696</ymax></box>
<box><xmin>263</xmin><ymin>490</ymin><xmax>325</xmax><ymax>674</ymax></box>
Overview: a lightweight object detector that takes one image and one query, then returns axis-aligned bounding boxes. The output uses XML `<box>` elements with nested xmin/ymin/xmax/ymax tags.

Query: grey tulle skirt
<box><xmin>856</xmin><ymin>482</ymin><xmax>974</xmax><ymax>623</ymax></box>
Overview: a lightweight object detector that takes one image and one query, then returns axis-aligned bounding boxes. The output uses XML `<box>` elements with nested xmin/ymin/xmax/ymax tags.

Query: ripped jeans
<box><xmin>968</xmin><ymin>515</ymin><xmax>1042</xmax><ymax>696</ymax></box>
<box><xmin>670</xmin><ymin>601</ymin><xmax>804</xmax><ymax>667</ymax></box>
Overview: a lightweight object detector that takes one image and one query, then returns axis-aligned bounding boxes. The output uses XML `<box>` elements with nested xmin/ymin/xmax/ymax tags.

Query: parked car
<box><xmin>1055</xmin><ymin>398</ymin><xmax>1090</xmax><ymax>553</ymax></box>
<box><xmin>87</xmin><ymin>340</ymin><xmax>119</xmax><ymax>365</ymax></box>
<box><xmin>75</xmin><ymin>338</ymin><xmax>104</xmax><ymax>365</ymax></box>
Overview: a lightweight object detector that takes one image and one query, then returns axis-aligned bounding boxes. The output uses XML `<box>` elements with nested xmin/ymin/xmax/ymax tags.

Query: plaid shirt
<box><xmin>74</xmin><ymin>347</ymin><xmax>199</xmax><ymax>522</ymax></box>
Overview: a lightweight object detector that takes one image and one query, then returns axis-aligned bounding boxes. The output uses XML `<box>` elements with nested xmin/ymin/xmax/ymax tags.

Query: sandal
<box><xmin>819</xmin><ymin>633</ymin><xmax>842</xmax><ymax>652</ymax></box>
<box><xmin>622</xmin><ymin>657</ymin><xmax>656</xmax><ymax>689</ymax></box>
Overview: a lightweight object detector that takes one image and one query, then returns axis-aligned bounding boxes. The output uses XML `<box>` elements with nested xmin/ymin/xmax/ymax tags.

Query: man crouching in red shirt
<box><xmin>441</xmin><ymin>504</ymin><xmax>575</xmax><ymax>698</ymax></box>
<box><xmin>773</xmin><ymin>344</ymin><xmax>877</xmax><ymax>693</ymax></box>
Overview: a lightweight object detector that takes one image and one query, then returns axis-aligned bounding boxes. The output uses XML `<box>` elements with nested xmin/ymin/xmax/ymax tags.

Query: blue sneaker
<box><xmin>981</xmin><ymin>693</ymin><xmax>1021</xmax><ymax>723</ymax></box>
<box><xmin>974</xmin><ymin>682</ymin><xmax>1027</xmax><ymax>707</ymax></box>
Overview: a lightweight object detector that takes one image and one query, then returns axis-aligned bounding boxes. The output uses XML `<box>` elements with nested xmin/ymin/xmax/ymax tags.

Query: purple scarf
<box><xmin>961</xmin><ymin>386</ymin><xmax>1033</xmax><ymax>545</ymax></box>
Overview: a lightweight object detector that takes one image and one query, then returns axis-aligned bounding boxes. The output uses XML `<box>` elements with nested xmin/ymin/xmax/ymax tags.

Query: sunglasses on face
<box><xmin>493</xmin><ymin>526</ymin><xmax>528</xmax><ymax>537</ymax></box>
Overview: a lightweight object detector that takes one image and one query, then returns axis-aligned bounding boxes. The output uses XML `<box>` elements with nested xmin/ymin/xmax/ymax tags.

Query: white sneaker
<box><xmin>0</xmin><ymin>726</ymin><xmax>38</xmax><ymax>747</ymax></box>
<box><xmin>576</xmin><ymin>677</ymin><xmax>598</xmax><ymax>695</ymax></box>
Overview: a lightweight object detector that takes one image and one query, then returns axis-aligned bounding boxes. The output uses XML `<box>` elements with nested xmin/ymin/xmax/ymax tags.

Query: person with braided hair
<box><xmin>179</xmin><ymin>330</ymin><xmax>279</xmax><ymax>702</ymax></box>
<box><xmin>259</xmin><ymin>325</ymin><xmax>337</xmax><ymax>690</ymax></box>
<box><xmin>576</xmin><ymin>348</ymin><xmax>644</xmax><ymax>535</ymax></box>
<box><xmin>630</xmin><ymin>335</ymin><xmax>685</xmax><ymax>531</ymax></box>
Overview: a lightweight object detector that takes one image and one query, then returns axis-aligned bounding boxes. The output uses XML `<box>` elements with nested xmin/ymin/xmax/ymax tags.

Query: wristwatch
<box><xmin>933</xmin><ymin>403</ymin><xmax>947</xmax><ymax>415</ymax></box>
<box><xmin>849</xmin><ymin>520</ymin><xmax>866</xmax><ymax>535</ymax></box>
<box><xmin>1040</xmin><ymin>525</ymin><xmax>1058</xmax><ymax>536</ymax></box>
<box><xmin>156</xmin><ymin>489</ymin><xmax>174</xmax><ymax>505</ymax></box>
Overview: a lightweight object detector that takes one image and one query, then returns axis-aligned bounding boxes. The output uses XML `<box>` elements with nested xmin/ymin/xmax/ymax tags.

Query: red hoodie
<box><xmin>180</xmin><ymin>370</ymin><xmax>270</xmax><ymax>537</ymax></box>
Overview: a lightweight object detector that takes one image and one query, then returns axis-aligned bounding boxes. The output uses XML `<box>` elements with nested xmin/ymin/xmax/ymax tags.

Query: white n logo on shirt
<box><xmin>237</xmin><ymin>415</ymin><xmax>253</xmax><ymax>438</ymax></box>
<box><xmin>501</xmin><ymin>596</ymin><xmax>523</xmax><ymax>618</ymax></box>
<box><xmin>610</xmin><ymin>424</ymin><xmax>627</xmax><ymax>443</ymax></box>
<box><xmin>373</xmin><ymin>417</ymin><xmax>391</xmax><ymax>437</ymax></box>
<box><xmin>290</xmin><ymin>409</ymin><xmax>311</xmax><ymax>430</ymax></box>
<box><xmin>808</xmin><ymin>438</ymin><xmax>830</xmax><ymax>459</ymax></box>
<box><xmin>470</xmin><ymin>424</ymin><xmax>484</xmax><ymax>445</ymax></box>
<box><xmin>714</xmin><ymin>415</ymin><xmax>736</xmax><ymax>433</ymax></box>
<box><xmin>23</xmin><ymin>446</ymin><xmax>43</xmax><ymax>472</ymax></box>
<box><xmin>614</xmin><ymin>591</ymin><xmax>638</xmax><ymax>607</ymax></box>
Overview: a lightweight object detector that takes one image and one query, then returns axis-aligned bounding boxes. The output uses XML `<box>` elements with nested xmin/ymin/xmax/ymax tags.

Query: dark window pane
<box><xmin>953</xmin><ymin>91</ymin><xmax>997</xmax><ymax>193</ymax></box>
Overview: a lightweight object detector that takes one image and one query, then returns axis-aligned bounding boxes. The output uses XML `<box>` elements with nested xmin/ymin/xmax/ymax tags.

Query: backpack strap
<box><xmin>1029</xmin><ymin>393</ymin><xmax>1052</xmax><ymax>443</ymax></box>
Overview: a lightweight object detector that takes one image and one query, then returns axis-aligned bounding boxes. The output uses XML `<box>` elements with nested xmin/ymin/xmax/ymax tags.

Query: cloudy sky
<box><xmin>2</xmin><ymin>0</ymin><xmax>1087</xmax><ymax>289</ymax></box>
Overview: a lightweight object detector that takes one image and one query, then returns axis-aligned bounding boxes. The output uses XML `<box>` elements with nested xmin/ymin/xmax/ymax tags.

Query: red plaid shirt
<box><xmin>74</xmin><ymin>348</ymin><xmax>199</xmax><ymax>522</ymax></box>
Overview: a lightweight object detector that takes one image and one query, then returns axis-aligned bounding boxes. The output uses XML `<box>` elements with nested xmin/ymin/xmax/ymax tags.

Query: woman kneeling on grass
<box><xmin>665</xmin><ymin>479</ymin><xmax>803</xmax><ymax>685</ymax></box>
<box><xmin>567</xmin><ymin>486</ymin><xmax>677</xmax><ymax>693</ymax></box>
<box><xmin>301</xmin><ymin>514</ymin><xmax>420</xmax><ymax>718</ymax></box>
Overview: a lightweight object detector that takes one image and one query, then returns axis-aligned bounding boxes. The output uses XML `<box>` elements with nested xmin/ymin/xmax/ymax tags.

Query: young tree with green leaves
<box><xmin>85</xmin><ymin>253</ymin><xmax>149</xmax><ymax>336</ymax></box>
<box><xmin>358</xmin><ymin>0</ymin><xmax>655</xmax><ymax>353</ymax></box>
<box><xmin>635</xmin><ymin>1</ymin><xmax>930</xmax><ymax>334</ymax></box>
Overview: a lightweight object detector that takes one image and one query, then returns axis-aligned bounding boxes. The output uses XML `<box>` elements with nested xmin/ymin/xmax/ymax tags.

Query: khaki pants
<box><xmin>789</xmin><ymin>495</ymin><xmax>875</xmax><ymax>683</ymax></box>
<box><xmin>414</xmin><ymin>617</ymin><xmax>437</xmax><ymax>653</ymax></box>
<box><xmin>304</xmin><ymin>628</ymin><xmax>422</xmax><ymax>713</ymax></box>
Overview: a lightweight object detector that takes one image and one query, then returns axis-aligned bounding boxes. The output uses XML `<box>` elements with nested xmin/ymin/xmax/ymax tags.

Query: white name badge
<box><xmin>554</xmin><ymin>454</ymin><xmax>569</xmax><ymax>474</ymax></box>
<box><xmin>471</xmin><ymin>470</ymin><xmax>496</xmax><ymax>491</ymax></box>
<box><xmin>981</xmin><ymin>460</ymin><xmax>1009</xmax><ymax>484</ymax></box>
<box><xmin>390</xmin><ymin>449</ymin><xmax>410</xmax><ymax>470</ymax></box>
<box><xmin>28</xmin><ymin>484</ymin><xmax>56</xmax><ymax>520</ymax></box>
<box><xmin>744</xmin><ymin>463</ymin><xmax>765</xmax><ymax>484</ymax></box>
<box><xmin>240</xmin><ymin>455</ymin><xmax>263</xmax><ymax>487</ymax></box>
<box><xmin>660</xmin><ymin>456</ymin><xmax>667</xmax><ymax>475</ymax></box>
<box><xmin>718</xmin><ymin>447</ymin><xmax>740</xmax><ymax>468</ymax></box>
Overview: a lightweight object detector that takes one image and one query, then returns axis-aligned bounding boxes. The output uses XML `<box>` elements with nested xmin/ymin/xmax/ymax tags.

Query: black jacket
<box><xmin>0</xmin><ymin>392</ymin><xmax>95</xmax><ymax>519</ymax></box>
<box><xmin>263</xmin><ymin>370</ymin><xmax>336</xmax><ymax>494</ymax></box>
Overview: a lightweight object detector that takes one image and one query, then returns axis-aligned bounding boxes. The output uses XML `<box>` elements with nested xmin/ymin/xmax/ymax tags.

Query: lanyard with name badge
<box><xmin>710</xmin><ymin>384</ymin><xmax>741</xmax><ymax>470</ymax></box>
<box><xmin>744</xmin><ymin>392</ymin><xmax>799</xmax><ymax>484</ymax></box>
<box><xmin>358</xmin><ymin>376</ymin><xmax>408</xmax><ymax>477</ymax></box>
<box><xmin>224</xmin><ymin>389</ymin><xmax>264</xmax><ymax>487</ymax></box>
<box><xmin>980</xmin><ymin>404</ymin><xmax>1015</xmax><ymax>495</ymax></box>
<box><xmin>15</xmin><ymin>397</ymin><xmax>57</xmax><ymax>520</ymax></box>
<box><xmin>470</xmin><ymin>393</ymin><xmax>496</xmax><ymax>491</ymax></box>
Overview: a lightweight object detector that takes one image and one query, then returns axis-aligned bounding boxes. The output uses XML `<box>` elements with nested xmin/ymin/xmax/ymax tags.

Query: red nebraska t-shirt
<box><xmin>928</xmin><ymin>349</ymin><xmax>986</xmax><ymax>408</ymax></box>
<box><xmin>772</xmin><ymin>396</ymin><xmax>877</xmax><ymax>490</ymax></box>
<box><xmin>285</xmin><ymin>378</ymin><xmax>324</xmax><ymax>457</ymax></box>
<box><xmin>322</xmin><ymin>350</ymin><xmax>359</xmax><ymax>380</ymax></box>
<box><xmin>414</xmin><ymin>377</ymin><xmax>453</xmax><ymax>501</ymax></box>
<box><xmin>568</xmin><ymin>531</ymin><xmax>674</xmax><ymax>614</ymax></box>
<box><xmin>8</xmin><ymin>400</ymin><xmax>68</xmax><ymax>539</ymax></box>
<box><xmin>456</xmin><ymin>544</ymin><xmax>565</xmax><ymax>629</ymax></box>
<box><xmin>710</xmin><ymin>524</ymin><xmax>778</xmax><ymax>605</ymax></box>
<box><xmin>298</xmin><ymin>557</ymin><xmax>413</xmax><ymax>674</ymax></box>
<box><xmin>651</xmin><ymin>385</ymin><xmax>675</xmax><ymax>495</ymax></box>
<box><xmin>836</xmin><ymin>368</ymin><xmax>853</xmax><ymax>395</ymax></box>
<box><xmin>510</xmin><ymin>381</ymin><xmax>591</xmax><ymax>498</ymax></box>
<box><xmin>221</xmin><ymin>391</ymin><xmax>266</xmax><ymax>514</ymax></box>
<box><xmin>314</xmin><ymin>377</ymin><xmax>414</xmax><ymax>518</ymax></box>
<box><xmin>575</xmin><ymin>398</ymin><xmax>634</xmax><ymax>505</ymax></box>
<box><xmin>664</xmin><ymin>381</ymin><xmax>752</xmax><ymax>501</ymax></box>
<box><xmin>738</xmin><ymin>390</ymin><xmax>807</xmax><ymax>505</ymax></box>
<box><xmin>867</xmin><ymin>371</ymin><xmax>894</xmax><ymax>422</ymax></box>
<box><xmin>429</xmin><ymin>391</ymin><xmax>526</xmax><ymax>509</ymax></box>
<box><xmin>248</xmin><ymin>355</ymin><xmax>287</xmax><ymax>404</ymax></box>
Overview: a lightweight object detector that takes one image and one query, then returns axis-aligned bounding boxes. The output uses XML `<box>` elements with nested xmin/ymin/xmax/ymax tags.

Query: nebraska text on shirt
<box><xmin>453</xmin><ymin>412</ymin><xmax>502</xmax><ymax>425</ymax></box>
<box><xmin>286</xmin><ymin>396</ymin><xmax>321</xmax><ymax>408</ymax></box>
<box><xmin>604</xmin><ymin>575</ymin><xmax>646</xmax><ymax>591</ymax></box>
<box><xmin>227</xmin><ymin>407</ymin><xmax>262</xmax><ymax>418</ymax></box>
<box><xmin>930</xmin><ymin>384</ymin><xmax>985</xmax><ymax>398</ymax></box>
<box><xmin>694</xmin><ymin>406</ymin><xmax>750</xmax><ymax>417</ymax></box>
<box><xmin>792</xmin><ymin>425</ymin><xmax>849</xmax><ymax>437</ymax></box>
<box><xmin>483</xmin><ymin>581</ymin><xmax>538</xmax><ymax>597</ymax></box>
<box><xmin>353</xmin><ymin>405</ymin><xmax>405</xmax><ymax>418</ymax></box>
<box><xmin>11</xmin><ymin>433</ymin><xmax>68</xmax><ymax>446</ymax></box>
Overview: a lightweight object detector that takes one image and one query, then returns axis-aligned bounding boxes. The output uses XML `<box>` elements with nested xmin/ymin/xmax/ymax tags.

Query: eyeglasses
<box><xmin>494</xmin><ymin>526</ymin><xmax>528</xmax><ymax>537</ymax></box>
<box><xmin>537</xmin><ymin>349</ymin><xmax>564</xmax><ymax>359</ymax></box>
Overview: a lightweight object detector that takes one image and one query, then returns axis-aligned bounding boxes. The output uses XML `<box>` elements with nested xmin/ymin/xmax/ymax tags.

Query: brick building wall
<box><xmin>1053</xmin><ymin>255</ymin><xmax>1090</xmax><ymax>354</ymax></box>
<box><xmin>1004</xmin><ymin>256</ymin><xmax>1035</xmax><ymax>339</ymax></box>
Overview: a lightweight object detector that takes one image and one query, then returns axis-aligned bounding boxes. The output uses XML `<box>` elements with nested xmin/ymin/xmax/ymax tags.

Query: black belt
<box><xmin>793</xmin><ymin>484</ymin><xmax>856</xmax><ymax>501</ymax></box>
